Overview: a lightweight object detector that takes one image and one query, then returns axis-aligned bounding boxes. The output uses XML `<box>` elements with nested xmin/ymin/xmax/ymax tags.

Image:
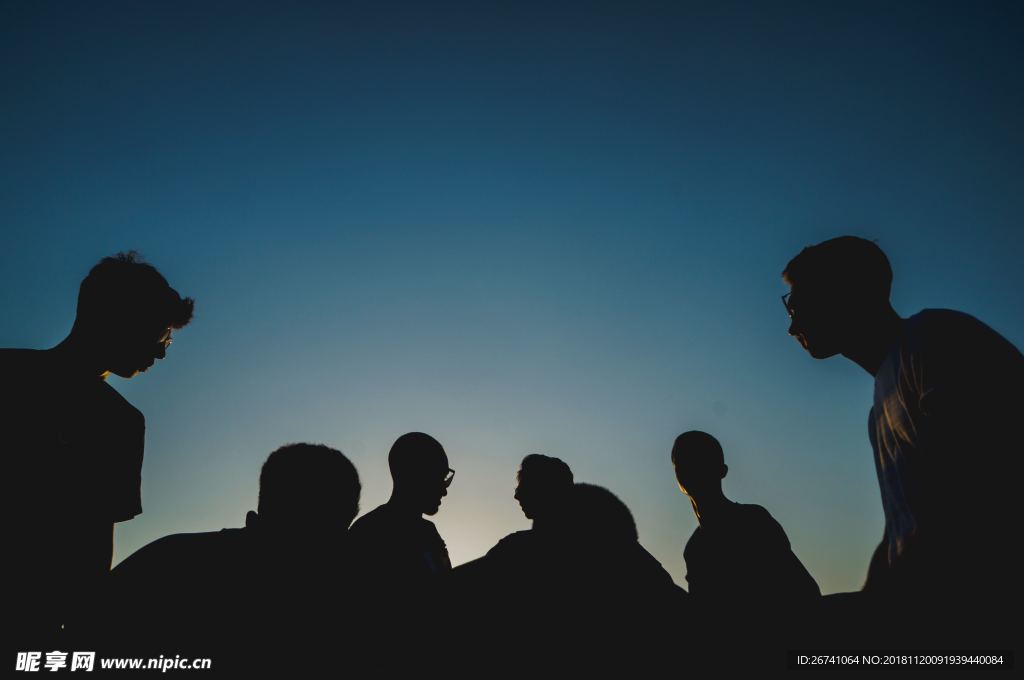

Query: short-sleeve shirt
<box><xmin>868</xmin><ymin>309</ymin><xmax>1022</xmax><ymax>594</ymax></box>
<box><xmin>1</xmin><ymin>348</ymin><xmax>145</xmax><ymax>631</ymax></box>
<box><xmin>2</xmin><ymin>349</ymin><xmax>145</xmax><ymax>523</ymax></box>
<box><xmin>683</xmin><ymin>502</ymin><xmax>820</xmax><ymax>609</ymax></box>
<box><xmin>348</xmin><ymin>502</ymin><xmax>452</xmax><ymax>586</ymax></box>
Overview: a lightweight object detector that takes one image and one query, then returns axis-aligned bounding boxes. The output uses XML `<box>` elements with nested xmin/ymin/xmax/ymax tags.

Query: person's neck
<box><xmin>690</xmin><ymin>489</ymin><xmax>732</xmax><ymax>527</ymax></box>
<box><xmin>51</xmin><ymin>332</ymin><xmax>108</xmax><ymax>380</ymax></box>
<box><xmin>841</xmin><ymin>306</ymin><xmax>904</xmax><ymax>377</ymax></box>
<box><xmin>387</xmin><ymin>493</ymin><xmax>422</xmax><ymax>519</ymax></box>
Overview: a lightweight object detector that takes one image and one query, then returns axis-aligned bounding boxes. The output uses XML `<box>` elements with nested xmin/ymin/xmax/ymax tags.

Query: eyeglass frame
<box><xmin>158</xmin><ymin>327</ymin><xmax>174</xmax><ymax>347</ymax></box>
<box><xmin>781</xmin><ymin>292</ymin><xmax>794</xmax><ymax>318</ymax></box>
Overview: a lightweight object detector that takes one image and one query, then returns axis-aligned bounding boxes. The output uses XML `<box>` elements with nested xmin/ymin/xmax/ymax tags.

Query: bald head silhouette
<box><xmin>388</xmin><ymin>432</ymin><xmax>451</xmax><ymax>516</ymax></box>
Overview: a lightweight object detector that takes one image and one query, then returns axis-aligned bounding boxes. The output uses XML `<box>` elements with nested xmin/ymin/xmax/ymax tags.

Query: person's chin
<box><xmin>797</xmin><ymin>335</ymin><xmax>838</xmax><ymax>360</ymax></box>
<box><xmin>806</xmin><ymin>344</ymin><xmax>840</xmax><ymax>360</ymax></box>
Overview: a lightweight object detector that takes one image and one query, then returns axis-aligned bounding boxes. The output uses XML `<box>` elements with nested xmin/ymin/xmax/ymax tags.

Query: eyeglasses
<box><xmin>781</xmin><ymin>292</ymin><xmax>794</xmax><ymax>318</ymax></box>
<box><xmin>443</xmin><ymin>468</ymin><xmax>455</xmax><ymax>488</ymax></box>
<box><xmin>157</xmin><ymin>328</ymin><xmax>174</xmax><ymax>349</ymax></box>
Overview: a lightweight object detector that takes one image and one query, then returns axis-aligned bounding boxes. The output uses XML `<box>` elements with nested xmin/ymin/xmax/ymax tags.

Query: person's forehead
<box><xmin>787</xmin><ymin>283</ymin><xmax>831</xmax><ymax>306</ymax></box>
<box><xmin>675</xmin><ymin>449</ymin><xmax>718</xmax><ymax>466</ymax></box>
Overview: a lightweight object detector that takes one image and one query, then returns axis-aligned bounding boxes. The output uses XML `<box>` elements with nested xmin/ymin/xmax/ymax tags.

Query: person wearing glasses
<box><xmin>1</xmin><ymin>251</ymin><xmax>193</xmax><ymax>641</ymax></box>
<box><xmin>349</xmin><ymin>432</ymin><xmax>454</xmax><ymax>595</ymax></box>
<box><xmin>782</xmin><ymin>235</ymin><xmax>1022</xmax><ymax>645</ymax></box>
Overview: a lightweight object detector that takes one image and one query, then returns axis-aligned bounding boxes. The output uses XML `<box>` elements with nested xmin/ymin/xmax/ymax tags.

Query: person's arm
<box><xmin>753</xmin><ymin>510</ymin><xmax>821</xmax><ymax>599</ymax></box>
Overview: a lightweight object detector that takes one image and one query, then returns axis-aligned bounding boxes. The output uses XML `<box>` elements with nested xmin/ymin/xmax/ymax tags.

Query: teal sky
<box><xmin>2</xmin><ymin>0</ymin><xmax>1022</xmax><ymax>594</ymax></box>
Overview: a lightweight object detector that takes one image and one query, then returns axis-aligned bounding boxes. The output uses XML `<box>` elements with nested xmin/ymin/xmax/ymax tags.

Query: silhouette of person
<box><xmin>671</xmin><ymin>431</ymin><xmax>820</xmax><ymax>617</ymax></box>
<box><xmin>1</xmin><ymin>251</ymin><xmax>193</xmax><ymax>640</ymax></box>
<box><xmin>449</xmin><ymin>454</ymin><xmax>574</xmax><ymax>620</ymax></box>
<box><xmin>782</xmin><ymin>236</ymin><xmax>1023</xmax><ymax>644</ymax></box>
<box><xmin>484</xmin><ymin>454</ymin><xmax>574</xmax><ymax>559</ymax></box>
<box><xmin>452</xmin><ymin>480</ymin><xmax>686</xmax><ymax>670</ymax></box>
<box><xmin>513</xmin><ymin>453</ymin><xmax>574</xmax><ymax>526</ymax></box>
<box><xmin>348</xmin><ymin>432</ymin><xmax>454</xmax><ymax>599</ymax></box>
<box><xmin>107</xmin><ymin>443</ymin><xmax>362</xmax><ymax>666</ymax></box>
<box><xmin>557</xmin><ymin>483</ymin><xmax>687</xmax><ymax>658</ymax></box>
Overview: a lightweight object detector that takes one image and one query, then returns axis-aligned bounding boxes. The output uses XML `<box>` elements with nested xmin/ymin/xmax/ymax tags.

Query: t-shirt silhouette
<box><xmin>868</xmin><ymin>309</ymin><xmax>1022</xmax><ymax>601</ymax></box>
<box><xmin>348</xmin><ymin>502</ymin><xmax>452</xmax><ymax>585</ymax></box>
<box><xmin>460</xmin><ymin>523</ymin><xmax>686</xmax><ymax>651</ymax></box>
<box><xmin>683</xmin><ymin>502</ymin><xmax>820</xmax><ymax>611</ymax></box>
<box><xmin>484</xmin><ymin>529</ymin><xmax>534</xmax><ymax>561</ymax></box>
<box><xmin>109</xmin><ymin>526</ymin><xmax>360</xmax><ymax>660</ymax></box>
<box><xmin>1</xmin><ymin>348</ymin><xmax>144</xmax><ymax>636</ymax></box>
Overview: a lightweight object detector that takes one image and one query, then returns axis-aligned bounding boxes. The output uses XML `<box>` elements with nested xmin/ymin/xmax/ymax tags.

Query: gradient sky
<box><xmin>2</xmin><ymin>0</ymin><xmax>1021</xmax><ymax>595</ymax></box>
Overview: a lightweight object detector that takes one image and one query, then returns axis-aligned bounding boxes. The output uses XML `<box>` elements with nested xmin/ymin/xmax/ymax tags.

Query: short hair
<box><xmin>77</xmin><ymin>251</ymin><xmax>194</xmax><ymax>329</ymax></box>
<box><xmin>568</xmin><ymin>483</ymin><xmax>638</xmax><ymax>543</ymax></box>
<box><xmin>258</xmin><ymin>443</ymin><xmax>361</xmax><ymax>521</ymax></box>
<box><xmin>388</xmin><ymin>432</ymin><xmax>447</xmax><ymax>479</ymax></box>
<box><xmin>671</xmin><ymin>431</ymin><xmax>725</xmax><ymax>468</ymax></box>
<box><xmin>782</xmin><ymin>236</ymin><xmax>892</xmax><ymax>303</ymax></box>
<box><xmin>518</xmin><ymin>454</ymin><xmax>574</xmax><ymax>489</ymax></box>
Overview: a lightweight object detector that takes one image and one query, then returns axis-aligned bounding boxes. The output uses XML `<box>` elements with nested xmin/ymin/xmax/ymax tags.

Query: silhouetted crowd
<box><xmin>3</xmin><ymin>238</ymin><xmax>1020</xmax><ymax>672</ymax></box>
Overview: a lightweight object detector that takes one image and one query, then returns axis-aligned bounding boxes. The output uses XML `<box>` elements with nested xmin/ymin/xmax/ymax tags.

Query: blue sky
<box><xmin>2</xmin><ymin>0</ymin><xmax>1021</xmax><ymax>594</ymax></box>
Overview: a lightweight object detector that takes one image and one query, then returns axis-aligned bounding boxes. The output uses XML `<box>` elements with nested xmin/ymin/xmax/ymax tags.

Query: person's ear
<box><xmin>721</xmin><ymin>463</ymin><xmax>729</xmax><ymax>480</ymax></box>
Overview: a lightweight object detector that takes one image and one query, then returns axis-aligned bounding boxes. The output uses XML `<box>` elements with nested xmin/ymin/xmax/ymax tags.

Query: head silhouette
<box><xmin>249</xmin><ymin>443</ymin><xmax>361</xmax><ymax>539</ymax></box>
<box><xmin>514</xmin><ymin>454</ymin><xmax>574</xmax><ymax>522</ymax></box>
<box><xmin>72</xmin><ymin>251</ymin><xmax>194</xmax><ymax>378</ymax></box>
<box><xmin>565</xmin><ymin>483</ymin><xmax>638</xmax><ymax>544</ymax></box>
<box><xmin>782</xmin><ymin>236</ymin><xmax>892</xmax><ymax>359</ymax></box>
<box><xmin>671</xmin><ymin>431</ymin><xmax>727</xmax><ymax>499</ymax></box>
<box><xmin>389</xmin><ymin>432</ymin><xmax>451</xmax><ymax>516</ymax></box>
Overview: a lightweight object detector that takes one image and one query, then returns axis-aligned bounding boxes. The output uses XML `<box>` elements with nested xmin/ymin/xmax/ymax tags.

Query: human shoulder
<box><xmin>733</xmin><ymin>503</ymin><xmax>790</xmax><ymax>543</ymax></box>
<box><xmin>113</xmin><ymin>529</ymin><xmax>247</xmax><ymax>600</ymax></box>
<box><xmin>909</xmin><ymin>308</ymin><xmax>990</xmax><ymax>331</ymax></box>
<box><xmin>0</xmin><ymin>347</ymin><xmax>45</xmax><ymax>366</ymax></box>
<box><xmin>488</xmin><ymin>530</ymin><xmax>533</xmax><ymax>555</ymax></box>
<box><xmin>115</xmin><ymin>530</ymin><xmax>227</xmax><ymax>576</ymax></box>
<box><xmin>896</xmin><ymin>309</ymin><xmax>1023</xmax><ymax>389</ymax></box>
<box><xmin>0</xmin><ymin>350</ymin><xmax>51</xmax><ymax>412</ymax></box>
<box><xmin>0</xmin><ymin>348</ymin><xmax>50</xmax><ymax>382</ymax></box>
<box><xmin>348</xmin><ymin>504</ymin><xmax>392</xmax><ymax>537</ymax></box>
<box><xmin>498</xmin><ymin>529</ymin><xmax>533</xmax><ymax>544</ymax></box>
<box><xmin>734</xmin><ymin>502</ymin><xmax>775</xmax><ymax>522</ymax></box>
<box><xmin>901</xmin><ymin>309</ymin><xmax>1017</xmax><ymax>355</ymax></box>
